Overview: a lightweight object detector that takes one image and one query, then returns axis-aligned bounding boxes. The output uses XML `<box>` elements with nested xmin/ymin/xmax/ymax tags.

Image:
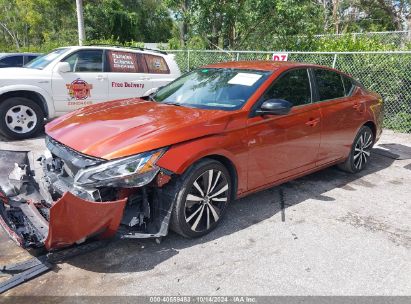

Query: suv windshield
<box><xmin>154</xmin><ymin>68</ymin><xmax>271</xmax><ymax>110</ymax></box>
<box><xmin>25</xmin><ymin>48</ymin><xmax>68</xmax><ymax>70</ymax></box>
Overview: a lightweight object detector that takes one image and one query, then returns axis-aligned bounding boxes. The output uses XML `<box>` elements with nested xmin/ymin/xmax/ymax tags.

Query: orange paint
<box><xmin>45</xmin><ymin>192</ymin><xmax>126</xmax><ymax>250</ymax></box>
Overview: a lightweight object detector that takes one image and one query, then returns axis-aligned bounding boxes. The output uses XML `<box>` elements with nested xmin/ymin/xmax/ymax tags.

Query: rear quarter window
<box><xmin>314</xmin><ymin>69</ymin><xmax>345</xmax><ymax>101</ymax></box>
<box><xmin>342</xmin><ymin>75</ymin><xmax>357</xmax><ymax>96</ymax></box>
<box><xmin>144</xmin><ymin>54</ymin><xmax>170</xmax><ymax>74</ymax></box>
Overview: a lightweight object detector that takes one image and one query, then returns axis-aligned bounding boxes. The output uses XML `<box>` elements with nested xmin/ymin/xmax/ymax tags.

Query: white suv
<box><xmin>0</xmin><ymin>46</ymin><xmax>181</xmax><ymax>139</ymax></box>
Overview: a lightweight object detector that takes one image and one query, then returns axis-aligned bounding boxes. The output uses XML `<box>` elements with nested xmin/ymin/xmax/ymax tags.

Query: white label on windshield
<box><xmin>228</xmin><ymin>73</ymin><xmax>262</xmax><ymax>86</ymax></box>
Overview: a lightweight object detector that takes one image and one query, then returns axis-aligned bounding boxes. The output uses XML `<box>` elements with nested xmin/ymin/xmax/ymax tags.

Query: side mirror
<box><xmin>256</xmin><ymin>99</ymin><xmax>293</xmax><ymax>116</ymax></box>
<box><xmin>56</xmin><ymin>62</ymin><xmax>71</xmax><ymax>73</ymax></box>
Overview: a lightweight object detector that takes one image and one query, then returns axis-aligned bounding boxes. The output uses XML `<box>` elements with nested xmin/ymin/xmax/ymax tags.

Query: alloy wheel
<box><xmin>353</xmin><ymin>130</ymin><xmax>373</xmax><ymax>170</ymax></box>
<box><xmin>184</xmin><ymin>169</ymin><xmax>229</xmax><ymax>232</ymax></box>
<box><xmin>5</xmin><ymin>105</ymin><xmax>37</xmax><ymax>134</ymax></box>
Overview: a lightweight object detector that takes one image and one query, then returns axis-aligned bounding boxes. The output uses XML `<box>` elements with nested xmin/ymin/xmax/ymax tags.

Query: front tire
<box><xmin>170</xmin><ymin>159</ymin><xmax>232</xmax><ymax>238</ymax></box>
<box><xmin>0</xmin><ymin>97</ymin><xmax>44</xmax><ymax>140</ymax></box>
<box><xmin>338</xmin><ymin>126</ymin><xmax>374</xmax><ymax>173</ymax></box>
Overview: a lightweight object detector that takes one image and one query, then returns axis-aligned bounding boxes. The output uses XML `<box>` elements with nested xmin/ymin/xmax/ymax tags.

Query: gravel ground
<box><xmin>0</xmin><ymin>129</ymin><xmax>410</xmax><ymax>296</ymax></box>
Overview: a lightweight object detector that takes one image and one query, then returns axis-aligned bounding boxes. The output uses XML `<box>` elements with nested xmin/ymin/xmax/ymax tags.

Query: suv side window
<box><xmin>144</xmin><ymin>54</ymin><xmax>170</xmax><ymax>74</ymax></box>
<box><xmin>63</xmin><ymin>50</ymin><xmax>104</xmax><ymax>72</ymax></box>
<box><xmin>106</xmin><ymin>50</ymin><xmax>147</xmax><ymax>73</ymax></box>
<box><xmin>262</xmin><ymin>68</ymin><xmax>312</xmax><ymax>106</ymax></box>
<box><xmin>314</xmin><ymin>69</ymin><xmax>345</xmax><ymax>101</ymax></box>
<box><xmin>0</xmin><ymin>55</ymin><xmax>23</xmax><ymax>67</ymax></box>
<box><xmin>25</xmin><ymin>55</ymin><xmax>38</xmax><ymax>65</ymax></box>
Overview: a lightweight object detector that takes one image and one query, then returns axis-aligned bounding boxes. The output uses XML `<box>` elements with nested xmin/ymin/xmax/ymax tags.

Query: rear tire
<box><xmin>0</xmin><ymin>97</ymin><xmax>44</xmax><ymax>140</ymax></box>
<box><xmin>338</xmin><ymin>126</ymin><xmax>374</xmax><ymax>173</ymax></box>
<box><xmin>170</xmin><ymin>159</ymin><xmax>232</xmax><ymax>238</ymax></box>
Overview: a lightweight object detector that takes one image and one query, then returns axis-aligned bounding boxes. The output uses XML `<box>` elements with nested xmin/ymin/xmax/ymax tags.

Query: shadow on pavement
<box><xmin>373</xmin><ymin>143</ymin><xmax>411</xmax><ymax>160</ymax></box>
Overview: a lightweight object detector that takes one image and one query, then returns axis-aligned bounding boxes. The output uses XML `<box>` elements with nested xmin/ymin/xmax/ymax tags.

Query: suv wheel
<box><xmin>0</xmin><ymin>97</ymin><xmax>44</xmax><ymax>140</ymax></box>
<box><xmin>170</xmin><ymin>159</ymin><xmax>232</xmax><ymax>238</ymax></box>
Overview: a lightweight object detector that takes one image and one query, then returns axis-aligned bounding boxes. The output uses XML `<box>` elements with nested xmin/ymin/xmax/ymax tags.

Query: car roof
<box><xmin>65</xmin><ymin>45</ymin><xmax>168</xmax><ymax>56</ymax></box>
<box><xmin>204</xmin><ymin>60</ymin><xmax>327</xmax><ymax>72</ymax></box>
<box><xmin>0</xmin><ymin>52</ymin><xmax>41</xmax><ymax>58</ymax></box>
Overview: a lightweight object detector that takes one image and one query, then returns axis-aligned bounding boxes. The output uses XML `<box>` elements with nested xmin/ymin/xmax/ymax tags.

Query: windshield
<box><xmin>154</xmin><ymin>68</ymin><xmax>271</xmax><ymax>110</ymax></box>
<box><xmin>25</xmin><ymin>48</ymin><xmax>68</xmax><ymax>69</ymax></box>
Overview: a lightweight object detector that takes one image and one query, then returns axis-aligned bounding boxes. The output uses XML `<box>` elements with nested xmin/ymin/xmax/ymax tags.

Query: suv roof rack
<box><xmin>84</xmin><ymin>44</ymin><xmax>168</xmax><ymax>55</ymax></box>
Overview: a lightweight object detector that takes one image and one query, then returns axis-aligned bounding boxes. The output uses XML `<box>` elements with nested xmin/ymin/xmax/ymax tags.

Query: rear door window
<box><xmin>262</xmin><ymin>68</ymin><xmax>312</xmax><ymax>106</ymax></box>
<box><xmin>314</xmin><ymin>69</ymin><xmax>345</xmax><ymax>101</ymax></box>
<box><xmin>144</xmin><ymin>54</ymin><xmax>170</xmax><ymax>74</ymax></box>
<box><xmin>106</xmin><ymin>50</ymin><xmax>147</xmax><ymax>73</ymax></box>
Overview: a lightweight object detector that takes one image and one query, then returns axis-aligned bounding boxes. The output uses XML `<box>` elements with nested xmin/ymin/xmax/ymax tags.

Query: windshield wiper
<box><xmin>141</xmin><ymin>93</ymin><xmax>156</xmax><ymax>101</ymax></box>
<box><xmin>162</xmin><ymin>102</ymin><xmax>183</xmax><ymax>107</ymax></box>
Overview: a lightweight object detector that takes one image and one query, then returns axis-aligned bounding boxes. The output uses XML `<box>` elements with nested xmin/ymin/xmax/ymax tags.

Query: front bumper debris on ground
<box><xmin>0</xmin><ymin>145</ymin><xmax>175</xmax><ymax>251</ymax></box>
<box><xmin>0</xmin><ymin>150</ymin><xmax>127</xmax><ymax>250</ymax></box>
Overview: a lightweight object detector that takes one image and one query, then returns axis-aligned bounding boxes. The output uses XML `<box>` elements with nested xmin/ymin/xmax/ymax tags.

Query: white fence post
<box><xmin>332</xmin><ymin>54</ymin><xmax>338</xmax><ymax>68</ymax></box>
<box><xmin>187</xmin><ymin>50</ymin><xmax>190</xmax><ymax>72</ymax></box>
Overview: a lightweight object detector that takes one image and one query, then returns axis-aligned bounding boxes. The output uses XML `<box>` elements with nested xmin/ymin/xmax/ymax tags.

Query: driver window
<box><xmin>263</xmin><ymin>68</ymin><xmax>312</xmax><ymax>106</ymax></box>
<box><xmin>63</xmin><ymin>50</ymin><xmax>104</xmax><ymax>72</ymax></box>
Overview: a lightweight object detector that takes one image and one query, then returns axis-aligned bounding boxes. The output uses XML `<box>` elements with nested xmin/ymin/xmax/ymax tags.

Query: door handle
<box><xmin>96</xmin><ymin>75</ymin><xmax>107</xmax><ymax>81</ymax></box>
<box><xmin>305</xmin><ymin>118</ymin><xmax>320</xmax><ymax>127</ymax></box>
<box><xmin>138</xmin><ymin>77</ymin><xmax>151</xmax><ymax>81</ymax></box>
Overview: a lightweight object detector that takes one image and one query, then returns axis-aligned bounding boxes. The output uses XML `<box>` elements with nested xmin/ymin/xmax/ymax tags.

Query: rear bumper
<box><xmin>0</xmin><ymin>191</ymin><xmax>126</xmax><ymax>250</ymax></box>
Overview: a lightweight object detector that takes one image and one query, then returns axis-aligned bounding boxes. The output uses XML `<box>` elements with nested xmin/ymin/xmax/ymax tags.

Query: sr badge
<box><xmin>66</xmin><ymin>78</ymin><xmax>93</xmax><ymax>100</ymax></box>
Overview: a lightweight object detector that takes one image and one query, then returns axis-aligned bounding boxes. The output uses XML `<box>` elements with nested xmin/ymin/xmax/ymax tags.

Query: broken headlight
<box><xmin>74</xmin><ymin>148</ymin><xmax>166</xmax><ymax>188</ymax></box>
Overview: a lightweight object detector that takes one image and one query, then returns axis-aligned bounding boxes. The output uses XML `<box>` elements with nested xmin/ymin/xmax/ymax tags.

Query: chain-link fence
<box><xmin>167</xmin><ymin>50</ymin><xmax>411</xmax><ymax>133</ymax></box>
<box><xmin>312</xmin><ymin>31</ymin><xmax>411</xmax><ymax>48</ymax></box>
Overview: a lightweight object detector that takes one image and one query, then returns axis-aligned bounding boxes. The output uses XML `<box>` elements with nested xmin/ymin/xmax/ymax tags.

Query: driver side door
<box><xmin>246</xmin><ymin>68</ymin><xmax>321</xmax><ymax>191</ymax></box>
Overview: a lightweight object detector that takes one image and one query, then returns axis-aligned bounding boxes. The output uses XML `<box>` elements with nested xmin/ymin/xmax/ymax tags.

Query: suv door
<box><xmin>51</xmin><ymin>49</ymin><xmax>109</xmax><ymax>113</ymax></box>
<box><xmin>312</xmin><ymin>68</ymin><xmax>366</xmax><ymax>165</ymax></box>
<box><xmin>246</xmin><ymin>68</ymin><xmax>321</xmax><ymax>191</ymax></box>
<box><xmin>106</xmin><ymin>50</ymin><xmax>151</xmax><ymax>99</ymax></box>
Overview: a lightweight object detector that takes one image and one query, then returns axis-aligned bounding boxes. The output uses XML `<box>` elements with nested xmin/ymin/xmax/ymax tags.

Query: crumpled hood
<box><xmin>46</xmin><ymin>99</ymin><xmax>232</xmax><ymax>159</ymax></box>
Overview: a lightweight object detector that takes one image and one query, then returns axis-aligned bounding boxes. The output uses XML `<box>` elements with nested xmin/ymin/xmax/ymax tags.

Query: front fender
<box><xmin>157</xmin><ymin>134</ymin><xmax>248</xmax><ymax>195</ymax></box>
<box><xmin>0</xmin><ymin>84</ymin><xmax>55</xmax><ymax>118</ymax></box>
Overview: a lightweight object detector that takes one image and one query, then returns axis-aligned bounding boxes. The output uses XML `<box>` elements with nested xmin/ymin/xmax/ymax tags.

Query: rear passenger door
<box><xmin>106</xmin><ymin>50</ymin><xmax>151</xmax><ymax>99</ymax></box>
<box><xmin>313</xmin><ymin>68</ymin><xmax>366</xmax><ymax>165</ymax></box>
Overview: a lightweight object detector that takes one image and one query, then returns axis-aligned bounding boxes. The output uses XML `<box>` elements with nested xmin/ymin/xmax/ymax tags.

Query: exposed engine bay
<box><xmin>0</xmin><ymin>136</ymin><xmax>175</xmax><ymax>250</ymax></box>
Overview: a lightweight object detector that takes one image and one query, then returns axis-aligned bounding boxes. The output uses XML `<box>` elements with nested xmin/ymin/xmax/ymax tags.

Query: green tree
<box><xmin>85</xmin><ymin>0</ymin><xmax>173</xmax><ymax>43</ymax></box>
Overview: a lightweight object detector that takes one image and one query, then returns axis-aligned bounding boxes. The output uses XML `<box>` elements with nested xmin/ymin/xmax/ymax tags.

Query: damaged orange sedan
<box><xmin>0</xmin><ymin>61</ymin><xmax>383</xmax><ymax>250</ymax></box>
